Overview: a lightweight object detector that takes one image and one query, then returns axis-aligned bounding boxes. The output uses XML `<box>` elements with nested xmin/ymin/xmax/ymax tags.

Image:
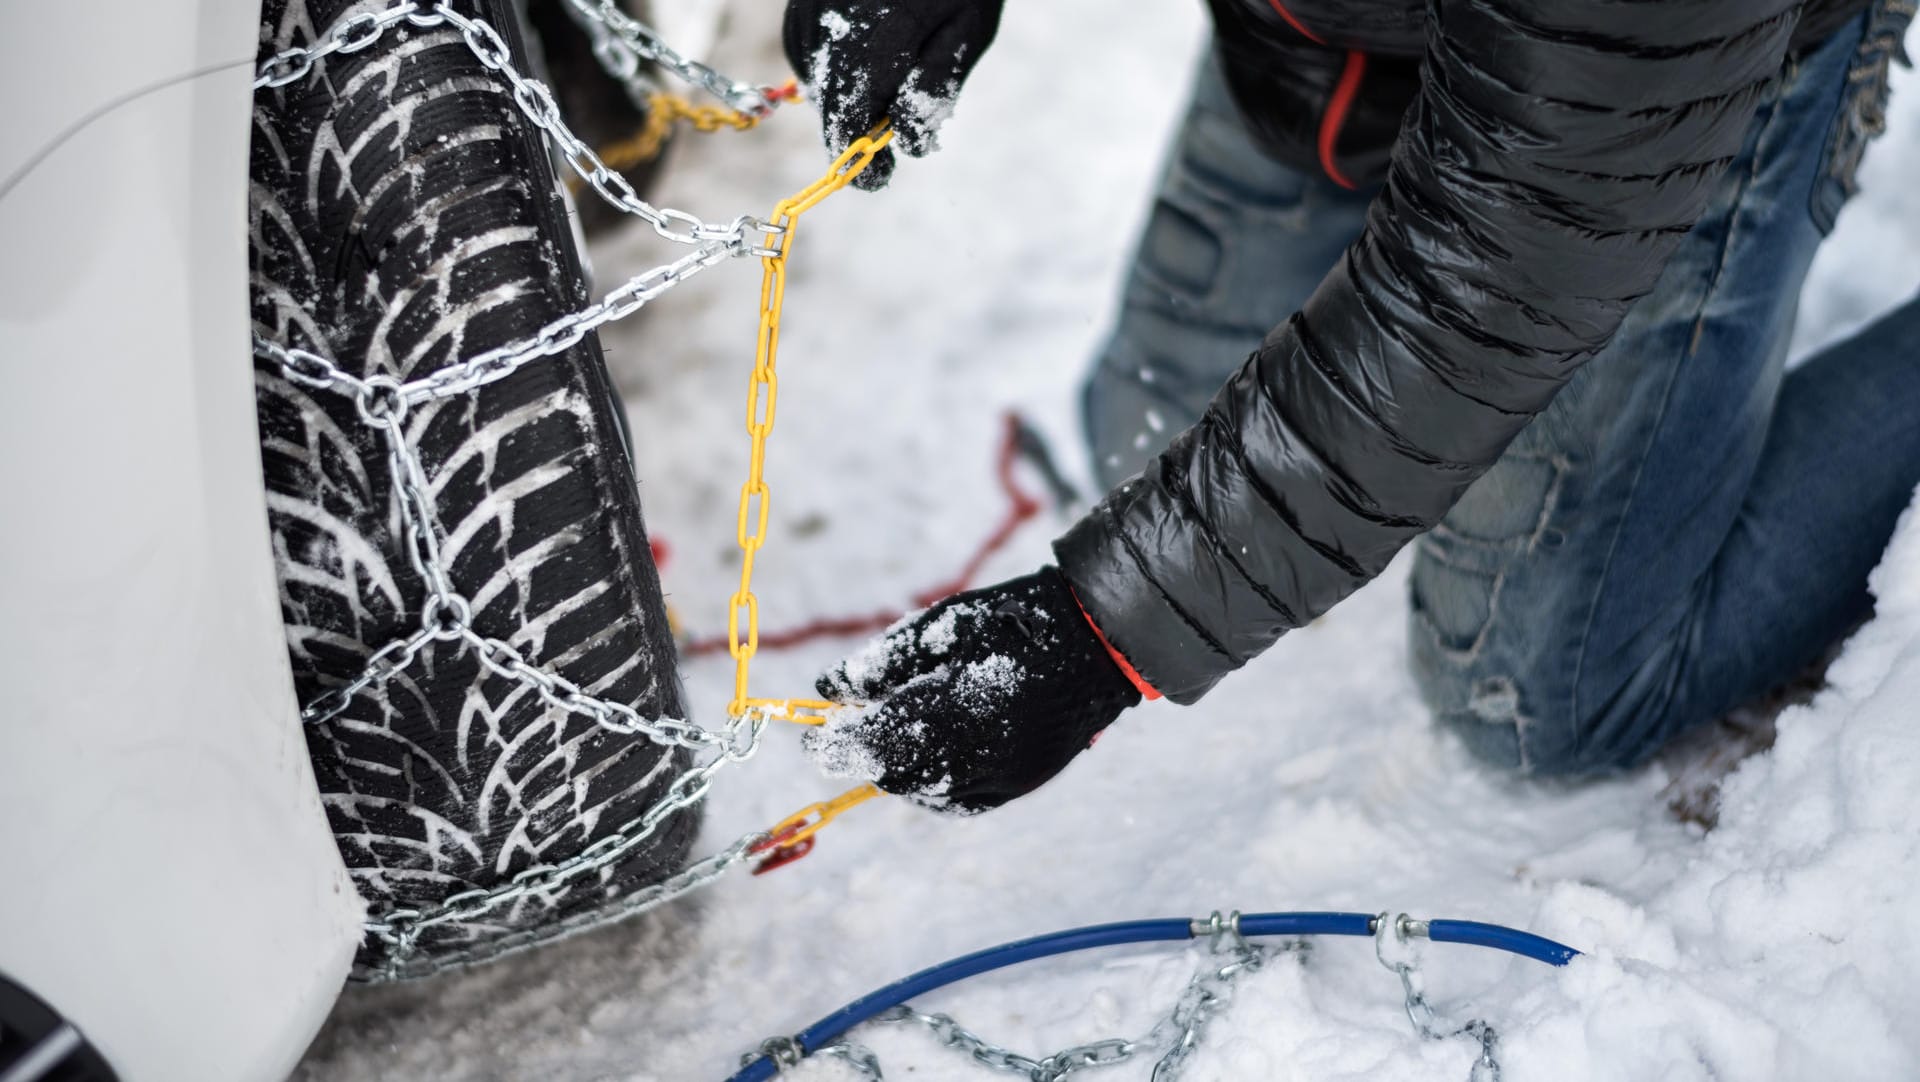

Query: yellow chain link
<box><xmin>727</xmin><ymin>123</ymin><xmax>893</xmax><ymax>721</ymax></box>
<box><xmin>764</xmin><ymin>781</ymin><xmax>884</xmax><ymax>851</ymax></box>
<box><xmin>576</xmin><ymin>84</ymin><xmax>799</xmax><ymax>183</ymax></box>
<box><xmin>730</xmin><ymin>125</ymin><xmax>898</xmax><ymax>849</ymax></box>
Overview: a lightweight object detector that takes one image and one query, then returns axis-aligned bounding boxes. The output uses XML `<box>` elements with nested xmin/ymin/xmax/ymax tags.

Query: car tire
<box><xmin>249</xmin><ymin>0</ymin><xmax>696</xmax><ymax>979</ymax></box>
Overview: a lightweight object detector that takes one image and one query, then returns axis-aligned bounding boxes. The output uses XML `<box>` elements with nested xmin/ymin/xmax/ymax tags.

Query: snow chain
<box><xmin>253</xmin><ymin>0</ymin><xmax>882</xmax><ymax>976</ymax></box>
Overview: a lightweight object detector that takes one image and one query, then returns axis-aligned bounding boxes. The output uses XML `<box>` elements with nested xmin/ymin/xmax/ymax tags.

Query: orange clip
<box><xmin>749</xmin><ymin>782</ymin><xmax>882</xmax><ymax>874</ymax></box>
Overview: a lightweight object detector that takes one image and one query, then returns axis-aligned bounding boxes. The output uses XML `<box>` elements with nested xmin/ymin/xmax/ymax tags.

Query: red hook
<box><xmin>748</xmin><ymin>820</ymin><xmax>816</xmax><ymax>875</ymax></box>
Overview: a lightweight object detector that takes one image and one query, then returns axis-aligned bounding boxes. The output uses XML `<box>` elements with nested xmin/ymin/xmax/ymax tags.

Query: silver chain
<box><xmin>562</xmin><ymin>0</ymin><xmax>787</xmax><ymax>116</ymax></box>
<box><xmin>398</xmin><ymin>237</ymin><xmax>758</xmax><ymax>402</ymax></box>
<box><xmin>1374</xmin><ymin>913</ymin><xmax>1503</xmax><ymax>1082</ymax></box>
<box><xmin>256</xmin><ymin>2</ymin><xmax>785</xmax><ymax>247</ymax></box>
<box><xmin>559</xmin><ymin>0</ymin><xmax>657</xmax><ymax>113</ymax></box>
<box><xmin>807</xmin><ymin>913</ymin><xmax>1277</xmax><ymax>1082</ymax></box>
<box><xmin>786</xmin><ymin>913</ymin><xmax>1511</xmax><ymax>1082</ymax></box>
<box><xmin>253</xmin><ymin>1</ymin><xmax>796</xmax><ymax>973</ymax></box>
<box><xmin>365</xmin><ymin>750</ymin><xmax>769</xmax><ymax>977</ymax></box>
<box><xmin>254</xmin><ymin>2</ymin><xmax>426</xmax><ymax>88</ymax></box>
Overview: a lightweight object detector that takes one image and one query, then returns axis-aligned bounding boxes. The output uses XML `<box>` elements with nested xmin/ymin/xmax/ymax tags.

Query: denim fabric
<box><xmin>1082</xmin><ymin>46</ymin><xmax>1377</xmax><ymax>491</ymax></box>
<box><xmin>1081</xmin><ymin>8</ymin><xmax>1920</xmax><ymax>774</ymax></box>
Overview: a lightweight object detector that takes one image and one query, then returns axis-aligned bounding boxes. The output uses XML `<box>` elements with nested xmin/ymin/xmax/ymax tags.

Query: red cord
<box><xmin>1265</xmin><ymin>0</ymin><xmax>1327</xmax><ymax>44</ymax></box>
<box><xmin>684</xmin><ymin>412</ymin><xmax>1045</xmax><ymax>658</ymax></box>
<box><xmin>1317</xmin><ymin>51</ymin><xmax>1368</xmax><ymax>191</ymax></box>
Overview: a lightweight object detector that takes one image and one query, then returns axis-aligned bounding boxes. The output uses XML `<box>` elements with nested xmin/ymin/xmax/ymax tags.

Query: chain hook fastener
<box><xmin>1192</xmin><ymin>909</ymin><xmax>1253</xmax><ymax>958</ymax></box>
<box><xmin>743</xmin><ymin>1035</ymin><xmax>806</xmax><ymax>1071</ymax></box>
<box><xmin>1374</xmin><ymin>912</ymin><xmax>1504</xmax><ymax>1082</ymax></box>
<box><xmin>1373</xmin><ymin>911</ymin><xmax>1440</xmax><ymax>1036</ymax></box>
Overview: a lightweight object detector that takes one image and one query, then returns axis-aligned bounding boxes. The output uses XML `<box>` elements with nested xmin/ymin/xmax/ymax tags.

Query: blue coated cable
<box><xmin>729</xmin><ymin>919</ymin><xmax>1194</xmax><ymax>1082</ymax></box>
<box><xmin>726</xmin><ymin>911</ymin><xmax>1578</xmax><ymax>1082</ymax></box>
<box><xmin>1426</xmin><ymin>919</ymin><xmax>1580</xmax><ymax>966</ymax></box>
<box><xmin>1237</xmin><ymin>911</ymin><xmax>1377</xmax><ymax>940</ymax></box>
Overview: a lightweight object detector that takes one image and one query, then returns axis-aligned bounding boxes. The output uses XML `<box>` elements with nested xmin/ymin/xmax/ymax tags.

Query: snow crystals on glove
<box><xmin>803</xmin><ymin>695</ymin><xmax>969</xmax><ymax>812</ymax></box>
<box><xmin>832</xmin><ymin>598</ymin><xmax>995</xmax><ymax>692</ymax></box>
<box><xmin>806</xmin><ymin>10</ymin><xmax>965</xmax><ymax>156</ymax></box>
<box><xmin>890</xmin><ymin>66</ymin><xmax>963</xmax><ymax>156</ymax></box>
<box><xmin>801</xmin><ymin>703</ymin><xmax>894</xmax><ymax>785</ymax></box>
<box><xmin>951</xmin><ymin>653</ymin><xmax>1021</xmax><ymax>718</ymax></box>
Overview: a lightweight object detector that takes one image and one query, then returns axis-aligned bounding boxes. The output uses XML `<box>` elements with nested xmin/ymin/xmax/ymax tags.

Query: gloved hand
<box><xmin>782</xmin><ymin>0</ymin><xmax>1007</xmax><ymax>191</ymax></box>
<box><xmin>805</xmin><ymin>567</ymin><xmax>1143</xmax><ymax>814</ymax></box>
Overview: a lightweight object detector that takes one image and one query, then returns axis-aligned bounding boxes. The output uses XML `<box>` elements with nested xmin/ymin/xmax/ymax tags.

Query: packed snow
<box><xmin>295</xmin><ymin>4</ymin><xmax>1920</xmax><ymax>1080</ymax></box>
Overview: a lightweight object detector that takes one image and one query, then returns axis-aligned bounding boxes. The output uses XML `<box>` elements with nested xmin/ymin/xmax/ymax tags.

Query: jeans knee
<box><xmin>1410</xmin><ymin>612</ymin><xmax>1631</xmax><ymax>778</ymax></box>
<box><xmin>1416</xmin><ymin>670</ymin><xmax>1631</xmax><ymax>777</ymax></box>
<box><xmin>1084</xmin><ymin>353</ymin><xmax>1174</xmax><ymax>490</ymax></box>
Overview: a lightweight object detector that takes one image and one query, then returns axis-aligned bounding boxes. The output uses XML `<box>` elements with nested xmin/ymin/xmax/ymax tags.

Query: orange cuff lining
<box><xmin>1070</xmin><ymin>590</ymin><xmax>1163</xmax><ymax>701</ymax></box>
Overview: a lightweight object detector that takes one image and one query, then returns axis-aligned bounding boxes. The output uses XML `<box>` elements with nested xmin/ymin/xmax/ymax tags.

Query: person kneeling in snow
<box><xmin>786</xmin><ymin>0</ymin><xmax>1920</xmax><ymax>812</ymax></box>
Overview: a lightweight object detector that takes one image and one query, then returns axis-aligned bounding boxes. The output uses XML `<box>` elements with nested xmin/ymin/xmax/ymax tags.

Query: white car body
<box><xmin>0</xmin><ymin>0</ymin><xmax>364</xmax><ymax>1078</ymax></box>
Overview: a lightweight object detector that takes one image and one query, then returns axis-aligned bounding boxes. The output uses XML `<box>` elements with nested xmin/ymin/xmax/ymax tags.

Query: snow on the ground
<box><xmin>295</xmin><ymin>6</ymin><xmax>1920</xmax><ymax>1081</ymax></box>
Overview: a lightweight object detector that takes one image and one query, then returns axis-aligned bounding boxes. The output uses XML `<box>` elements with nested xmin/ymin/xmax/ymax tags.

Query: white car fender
<box><xmin>0</xmin><ymin>0</ymin><xmax>363</xmax><ymax>1079</ymax></box>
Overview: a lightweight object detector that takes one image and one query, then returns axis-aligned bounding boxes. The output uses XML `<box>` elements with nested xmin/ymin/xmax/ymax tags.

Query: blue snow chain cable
<box><xmin>726</xmin><ymin>910</ymin><xmax>1579</xmax><ymax>1081</ymax></box>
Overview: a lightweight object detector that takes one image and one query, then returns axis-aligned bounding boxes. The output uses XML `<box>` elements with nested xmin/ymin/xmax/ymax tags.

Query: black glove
<box><xmin>806</xmin><ymin>567</ymin><xmax>1142</xmax><ymax>814</ymax></box>
<box><xmin>782</xmin><ymin>0</ymin><xmax>1007</xmax><ymax>191</ymax></box>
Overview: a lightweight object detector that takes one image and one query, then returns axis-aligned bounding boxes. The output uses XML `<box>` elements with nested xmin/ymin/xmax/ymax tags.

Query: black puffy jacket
<box><xmin>1055</xmin><ymin>0</ymin><xmax>1872</xmax><ymax>703</ymax></box>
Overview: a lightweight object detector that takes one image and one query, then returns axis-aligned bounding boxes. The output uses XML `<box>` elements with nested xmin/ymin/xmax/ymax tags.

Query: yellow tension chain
<box><xmin>575</xmin><ymin>83</ymin><xmax>802</xmax><ymax>184</ymax></box>
<box><xmin>732</xmin><ymin>126</ymin><xmax>897</xmax><ymax>856</ymax></box>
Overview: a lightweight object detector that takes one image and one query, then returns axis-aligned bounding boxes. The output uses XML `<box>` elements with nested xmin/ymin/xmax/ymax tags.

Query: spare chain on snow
<box><xmin>793</xmin><ymin>913</ymin><xmax>1505</xmax><ymax>1082</ymax></box>
<box><xmin>797</xmin><ymin>912</ymin><xmax>1275</xmax><ymax>1082</ymax></box>
<box><xmin>253</xmin><ymin>0</ymin><xmax>887</xmax><ymax>975</ymax></box>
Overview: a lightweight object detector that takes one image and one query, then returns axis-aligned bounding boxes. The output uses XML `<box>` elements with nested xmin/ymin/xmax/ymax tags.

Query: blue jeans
<box><xmin>1083</xmin><ymin>8</ymin><xmax>1920</xmax><ymax>774</ymax></box>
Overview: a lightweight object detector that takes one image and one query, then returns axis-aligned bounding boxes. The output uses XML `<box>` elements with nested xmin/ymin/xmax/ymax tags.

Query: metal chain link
<box><xmin>364</xmin><ymin>732</ymin><xmax>772</xmax><ymax>977</ymax></box>
<box><xmin>573</xmin><ymin>88</ymin><xmax>787</xmax><ymax>181</ymax></box>
<box><xmin>461</xmin><ymin>627</ymin><xmax>745</xmax><ymax>753</ymax></box>
<box><xmin>563</xmin><ymin>0</ymin><xmax>788</xmax><ymax>116</ymax></box>
<box><xmin>813</xmin><ymin>913</ymin><xmax>1276</xmax><ymax>1082</ymax></box>
<box><xmin>1374</xmin><ymin>913</ymin><xmax>1503</xmax><ymax>1082</ymax></box>
<box><xmin>251</xmin><ymin>1</ymin><xmax>875</xmax><ymax>973</ymax></box>
<box><xmin>559</xmin><ymin>0</ymin><xmax>659</xmax><ymax>113</ymax></box>
<box><xmin>723</xmin><ymin>138</ymin><xmax>891</xmax><ymax>722</ymax></box>
<box><xmin>400</xmin><ymin>237</ymin><xmax>755</xmax><ymax>403</ymax></box>
<box><xmin>256</xmin><ymin>2</ymin><xmax>780</xmax><ymax>247</ymax></box>
<box><xmin>797</xmin><ymin>913</ymin><xmax>1512</xmax><ymax>1082</ymax></box>
<box><xmin>254</xmin><ymin>1</ymin><xmax>425</xmax><ymax>88</ymax></box>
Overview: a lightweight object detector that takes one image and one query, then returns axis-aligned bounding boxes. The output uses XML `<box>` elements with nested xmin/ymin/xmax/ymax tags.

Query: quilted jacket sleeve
<box><xmin>1055</xmin><ymin>0</ymin><xmax>1805</xmax><ymax>703</ymax></box>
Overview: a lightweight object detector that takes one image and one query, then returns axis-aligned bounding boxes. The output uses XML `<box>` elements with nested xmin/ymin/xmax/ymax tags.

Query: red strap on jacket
<box><xmin>1266</xmin><ymin>0</ymin><xmax>1326</xmax><ymax>44</ymax></box>
<box><xmin>1265</xmin><ymin>2</ymin><xmax>1368</xmax><ymax>191</ymax></box>
<box><xmin>1318</xmin><ymin>50</ymin><xmax>1368</xmax><ymax>190</ymax></box>
<box><xmin>1071</xmin><ymin>591</ymin><xmax>1163</xmax><ymax>701</ymax></box>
